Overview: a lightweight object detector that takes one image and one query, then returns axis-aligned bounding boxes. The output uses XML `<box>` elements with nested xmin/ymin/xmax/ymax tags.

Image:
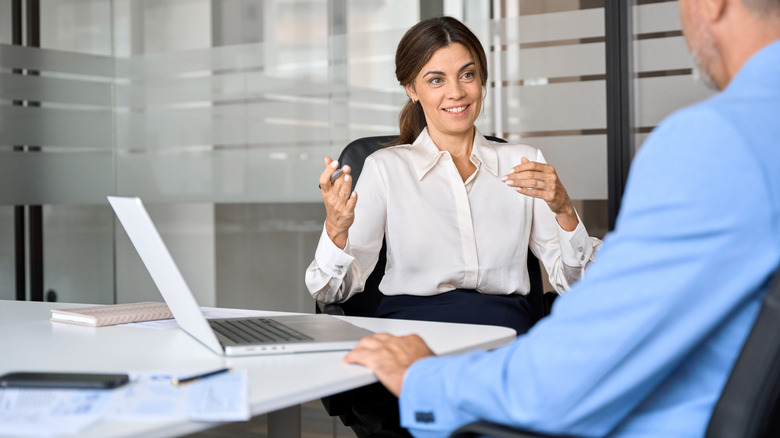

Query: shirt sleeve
<box><xmin>305</xmin><ymin>156</ymin><xmax>387</xmax><ymax>303</ymax></box>
<box><xmin>529</xmin><ymin>149</ymin><xmax>601</xmax><ymax>293</ymax></box>
<box><xmin>398</xmin><ymin>106</ymin><xmax>776</xmax><ymax>437</ymax></box>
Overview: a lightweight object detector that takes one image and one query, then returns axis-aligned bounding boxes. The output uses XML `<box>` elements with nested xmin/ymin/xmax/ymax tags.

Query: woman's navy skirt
<box><xmin>375</xmin><ymin>288</ymin><xmax>541</xmax><ymax>335</ymax></box>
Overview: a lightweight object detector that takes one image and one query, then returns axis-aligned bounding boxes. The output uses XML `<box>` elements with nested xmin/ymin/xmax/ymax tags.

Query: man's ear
<box><xmin>404</xmin><ymin>84</ymin><xmax>417</xmax><ymax>103</ymax></box>
<box><xmin>703</xmin><ymin>0</ymin><xmax>727</xmax><ymax>21</ymax></box>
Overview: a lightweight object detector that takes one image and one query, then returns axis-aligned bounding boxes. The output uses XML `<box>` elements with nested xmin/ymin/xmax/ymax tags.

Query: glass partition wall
<box><xmin>1</xmin><ymin>0</ymin><xmax>712</xmax><ymax>311</ymax></box>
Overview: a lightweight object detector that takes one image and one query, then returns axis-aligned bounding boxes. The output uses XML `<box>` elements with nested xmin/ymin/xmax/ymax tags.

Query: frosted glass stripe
<box><xmin>116</xmin><ymin>73</ymin><xmax>381</xmax><ymax>109</ymax></box>
<box><xmin>244</xmin><ymin>74</ymin><xmax>347</xmax><ymax>97</ymax></box>
<box><xmin>503</xmin><ymin>42</ymin><xmax>605</xmax><ymax>80</ymax></box>
<box><xmin>114</xmin><ymin>40</ymin><xmax>330</xmax><ymax>80</ymax></box>
<box><xmin>504</xmin><ymin>81</ymin><xmax>606</xmax><ymax>132</ymax></box>
<box><xmin>499</xmin><ymin>9</ymin><xmax>604</xmax><ymax>45</ymax></box>
<box><xmin>635</xmin><ymin>36</ymin><xmax>693</xmax><ymax>72</ymax></box>
<box><xmin>1</xmin><ymin>72</ymin><xmax>112</xmax><ymax>107</ymax></box>
<box><xmin>349</xmin><ymin>59</ymin><xmax>398</xmax><ymax>91</ymax></box>
<box><xmin>634</xmin><ymin>76</ymin><xmax>715</xmax><ymax>127</ymax></box>
<box><xmin>348</xmin><ymin>106</ymin><xmax>398</xmax><ymax>128</ymax></box>
<box><xmin>635</xmin><ymin>2</ymin><xmax>681</xmax><ymax>35</ymax></box>
<box><xmin>0</xmin><ymin>44</ymin><xmax>112</xmax><ymax>77</ymax></box>
<box><xmin>347</xmin><ymin>29</ymin><xmax>405</xmax><ymax>58</ymax></box>
<box><xmin>0</xmin><ymin>151</ymin><xmax>112</xmax><ymax>205</ymax></box>
<box><xmin>116</xmin><ymin>75</ymin><xmax>353</xmax><ymax>108</ymax></box>
<box><xmin>116</xmin><ymin>101</ymin><xmax>358</xmax><ymax>149</ymax></box>
<box><xmin>116</xmin><ymin>147</ymin><xmax>329</xmax><ymax>203</ymax></box>
<box><xmin>526</xmin><ymin>135</ymin><xmax>607</xmax><ymax>200</ymax></box>
<box><xmin>0</xmin><ymin>106</ymin><xmax>111</xmax><ymax>149</ymax></box>
<box><xmin>348</xmin><ymin>88</ymin><xmax>407</xmax><ymax>107</ymax></box>
<box><xmin>114</xmin><ymin>44</ymin><xmax>263</xmax><ymax>79</ymax></box>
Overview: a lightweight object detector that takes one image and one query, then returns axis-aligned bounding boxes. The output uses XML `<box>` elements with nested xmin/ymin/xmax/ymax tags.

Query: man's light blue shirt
<box><xmin>399</xmin><ymin>40</ymin><xmax>780</xmax><ymax>437</ymax></box>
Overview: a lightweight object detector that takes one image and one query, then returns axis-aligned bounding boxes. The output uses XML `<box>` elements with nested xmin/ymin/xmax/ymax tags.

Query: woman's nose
<box><xmin>445</xmin><ymin>80</ymin><xmax>466</xmax><ymax>98</ymax></box>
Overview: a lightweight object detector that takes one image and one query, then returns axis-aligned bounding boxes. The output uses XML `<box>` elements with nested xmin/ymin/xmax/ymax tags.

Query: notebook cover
<box><xmin>50</xmin><ymin>301</ymin><xmax>173</xmax><ymax>327</ymax></box>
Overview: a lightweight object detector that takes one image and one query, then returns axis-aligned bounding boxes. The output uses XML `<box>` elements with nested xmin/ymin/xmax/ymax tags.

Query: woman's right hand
<box><xmin>320</xmin><ymin>157</ymin><xmax>358</xmax><ymax>249</ymax></box>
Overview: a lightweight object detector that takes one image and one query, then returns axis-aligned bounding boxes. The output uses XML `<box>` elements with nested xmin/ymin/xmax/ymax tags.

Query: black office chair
<box><xmin>314</xmin><ymin>135</ymin><xmax>555</xmax><ymax>435</ymax></box>
<box><xmin>449</xmin><ymin>266</ymin><xmax>780</xmax><ymax>438</ymax></box>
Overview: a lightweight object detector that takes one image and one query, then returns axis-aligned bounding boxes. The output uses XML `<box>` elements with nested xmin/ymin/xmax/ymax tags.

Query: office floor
<box><xmin>183</xmin><ymin>400</ymin><xmax>356</xmax><ymax>438</ymax></box>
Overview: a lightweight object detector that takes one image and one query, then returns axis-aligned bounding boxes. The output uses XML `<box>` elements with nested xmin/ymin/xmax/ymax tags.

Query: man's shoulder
<box><xmin>649</xmin><ymin>98</ymin><xmax>742</xmax><ymax>150</ymax></box>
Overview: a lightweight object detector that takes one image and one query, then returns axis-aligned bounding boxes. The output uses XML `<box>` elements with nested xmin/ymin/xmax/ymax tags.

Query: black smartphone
<box><xmin>0</xmin><ymin>371</ymin><xmax>130</xmax><ymax>389</ymax></box>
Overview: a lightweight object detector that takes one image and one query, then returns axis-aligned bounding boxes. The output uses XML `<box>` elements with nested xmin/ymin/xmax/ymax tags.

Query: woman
<box><xmin>306</xmin><ymin>16</ymin><xmax>601</xmax><ymax>335</ymax></box>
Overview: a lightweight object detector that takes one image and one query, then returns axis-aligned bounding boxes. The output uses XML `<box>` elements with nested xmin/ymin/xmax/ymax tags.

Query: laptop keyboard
<box><xmin>210</xmin><ymin>318</ymin><xmax>313</xmax><ymax>345</ymax></box>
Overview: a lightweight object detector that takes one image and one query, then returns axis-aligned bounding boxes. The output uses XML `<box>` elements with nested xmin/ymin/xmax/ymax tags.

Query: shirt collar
<box><xmin>409</xmin><ymin>128</ymin><xmax>500</xmax><ymax>180</ymax></box>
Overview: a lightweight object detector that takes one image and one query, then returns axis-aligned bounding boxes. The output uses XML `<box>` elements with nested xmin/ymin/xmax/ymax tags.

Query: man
<box><xmin>343</xmin><ymin>0</ymin><xmax>780</xmax><ymax>436</ymax></box>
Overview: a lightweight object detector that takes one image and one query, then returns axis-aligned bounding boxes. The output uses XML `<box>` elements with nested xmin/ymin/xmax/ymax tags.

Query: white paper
<box><xmin>0</xmin><ymin>388</ymin><xmax>111</xmax><ymax>437</ymax></box>
<box><xmin>0</xmin><ymin>369</ymin><xmax>249</xmax><ymax>437</ymax></box>
<box><xmin>110</xmin><ymin>370</ymin><xmax>249</xmax><ymax>422</ymax></box>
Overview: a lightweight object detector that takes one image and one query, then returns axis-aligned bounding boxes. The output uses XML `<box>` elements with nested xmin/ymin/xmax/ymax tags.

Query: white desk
<box><xmin>0</xmin><ymin>300</ymin><xmax>515</xmax><ymax>438</ymax></box>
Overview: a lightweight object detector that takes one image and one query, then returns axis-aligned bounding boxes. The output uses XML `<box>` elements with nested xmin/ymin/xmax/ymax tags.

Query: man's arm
<box><xmin>344</xmin><ymin>106</ymin><xmax>778</xmax><ymax>437</ymax></box>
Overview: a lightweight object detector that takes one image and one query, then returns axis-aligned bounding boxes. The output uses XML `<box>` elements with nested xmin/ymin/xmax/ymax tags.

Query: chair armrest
<box><xmin>450</xmin><ymin>421</ymin><xmax>574</xmax><ymax>438</ymax></box>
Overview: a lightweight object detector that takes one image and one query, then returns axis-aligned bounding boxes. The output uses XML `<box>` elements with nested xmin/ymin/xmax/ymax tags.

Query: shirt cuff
<box><xmin>314</xmin><ymin>224</ymin><xmax>355</xmax><ymax>279</ymax></box>
<box><xmin>556</xmin><ymin>216</ymin><xmax>593</xmax><ymax>267</ymax></box>
<box><xmin>399</xmin><ymin>356</ymin><xmax>478</xmax><ymax>436</ymax></box>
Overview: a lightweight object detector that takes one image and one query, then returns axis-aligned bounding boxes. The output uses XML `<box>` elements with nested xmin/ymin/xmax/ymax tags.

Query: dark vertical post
<box><xmin>27</xmin><ymin>0</ymin><xmax>44</xmax><ymax>301</ymax></box>
<box><xmin>12</xmin><ymin>0</ymin><xmax>26</xmax><ymax>301</ymax></box>
<box><xmin>605</xmin><ymin>0</ymin><xmax>634</xmax><ymax>230</ymax></box>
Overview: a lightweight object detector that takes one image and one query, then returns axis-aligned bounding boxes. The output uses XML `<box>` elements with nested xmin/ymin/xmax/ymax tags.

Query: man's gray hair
<box><xmin>742</xmin><ymin>0</ymin><xmax>780</xmax><ymax>15</ymax></box>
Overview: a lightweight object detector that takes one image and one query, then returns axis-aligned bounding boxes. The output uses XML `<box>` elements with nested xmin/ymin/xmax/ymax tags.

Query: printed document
<box><xmin>0</xmin><ymin>369</ymin><xmax>249</xmax><ymax>437</ymax></box>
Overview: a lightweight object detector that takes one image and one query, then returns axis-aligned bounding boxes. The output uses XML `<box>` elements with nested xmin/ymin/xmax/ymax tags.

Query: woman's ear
<box><xmin>405</xmin><ymin>84</ymin><xmax>417</xmax><ymax>103</ymax></box>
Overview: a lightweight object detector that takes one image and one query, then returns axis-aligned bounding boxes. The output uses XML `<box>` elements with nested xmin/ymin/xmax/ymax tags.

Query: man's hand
<box><xmin>343</xmin><ymin>333</ymin><xmax>435</xmax><ymax>397</ymax></box>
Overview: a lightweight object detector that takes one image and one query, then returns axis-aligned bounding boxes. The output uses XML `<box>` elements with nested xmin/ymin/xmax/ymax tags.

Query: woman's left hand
<box><xmin>501</xmin><ymin>157</ymin><xmax>579</xmax><ymax>231</ymax></box>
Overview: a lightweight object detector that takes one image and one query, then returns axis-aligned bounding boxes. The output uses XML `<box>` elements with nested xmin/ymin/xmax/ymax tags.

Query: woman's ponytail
<box><xmin>396</xmin><ymin>100</ymin><xmax>427</xmax><ymax>146</ymax></box>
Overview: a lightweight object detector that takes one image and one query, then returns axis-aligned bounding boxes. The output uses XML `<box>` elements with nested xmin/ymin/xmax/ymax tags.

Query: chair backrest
<box><xmin>705</xmin><ymin>267</ymin><xmax>780</xmax><ymax>437</ymax></box>
<box><xmin>317</xmin><ymin>135</ymin><xmax>546</xmax><ymax>318</ymax></box>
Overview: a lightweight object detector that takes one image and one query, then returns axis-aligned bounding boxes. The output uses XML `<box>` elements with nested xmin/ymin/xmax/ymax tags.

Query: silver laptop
<box><xmin>107</xmin><ymin>196</ymin><xmax>373</xmax><ymax>357</ymax></box>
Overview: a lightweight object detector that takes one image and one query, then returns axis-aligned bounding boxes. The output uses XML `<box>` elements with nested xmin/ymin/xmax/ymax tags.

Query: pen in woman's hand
<box><xmin>330</xmin><ymin>168</ymin><xmax>343</xmax><ymax>182</ymax></box>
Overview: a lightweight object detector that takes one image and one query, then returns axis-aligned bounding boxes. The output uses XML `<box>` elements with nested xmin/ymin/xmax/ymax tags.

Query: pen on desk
<box><xmin>171</xmin><ymin>367</ymin><xmax>230</xmax><ymax>386</ymax></box>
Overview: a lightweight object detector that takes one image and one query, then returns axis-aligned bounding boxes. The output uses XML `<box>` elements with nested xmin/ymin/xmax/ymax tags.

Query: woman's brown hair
<box><xmin>394</xmin><ymin>16</ymin><xmax>488</xmax><ymax>145</ymax></box>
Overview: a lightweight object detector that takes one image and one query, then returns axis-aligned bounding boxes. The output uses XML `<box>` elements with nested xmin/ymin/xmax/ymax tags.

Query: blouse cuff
<box><xmin>314</xmin><ymin>224</ymin><xmax>355</xmax><ymax>279</ymax></box>
<box><xmin>556</xmin><ymin>214</ymin><xmax>593</xmax><ymax>267</ymax></box>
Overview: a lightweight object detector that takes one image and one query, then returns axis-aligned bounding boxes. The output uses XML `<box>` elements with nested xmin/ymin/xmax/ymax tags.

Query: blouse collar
<box><xmin>409</xmin><ymin>128</ymin><xmax>500</xmax><ymax>180</ymax></box>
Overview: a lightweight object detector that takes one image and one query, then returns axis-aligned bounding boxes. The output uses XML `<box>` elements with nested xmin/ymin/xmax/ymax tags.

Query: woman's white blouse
<box><xmin>306</xmin><ymin>129</ymin><xmax>601</xmax><ymax>303</ymax></box>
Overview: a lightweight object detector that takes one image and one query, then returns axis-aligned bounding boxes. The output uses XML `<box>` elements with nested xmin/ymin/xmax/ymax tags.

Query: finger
<box><xmin>330</xmin><ymin>164</ymin><xmax>353</xmax><ymax>184</ymax></box>
<box><xmin>513</xmin><ymin>178</ymin><xmax>545</xmax><ymax>189</ymax></box>
<box><xmin>320</xmin><ymin>158</ymin><xmax>340</xmax><ymax>188</ymax></box>
<box><xmin>344</xmin><ymin>335</ymin><xmax>392</xmax><ymax>363</ymax></box>
<box><xmin>343</xmin><ymin>346</ymin><xmax>378</xmax><ymax>366</ymax></box>
<box><xmin>337</xmin><ymin>173</ymin><xmax>353</xmax><ymax>199</ymax></box>
<box><xmin>352</xmin><ymin>333</ymin><xmax>393</xmax><ymax>350</ymax></box>
<box><xmin>506</xmin><ymin>160</ymin><xmax>542</xmax><ymax>177</ymax></box>
<box><xmin>345</xmin><ymin>190</ymin><xmax>358</xmax><ymax>211</ymax></box>
<box><xmin>516</xmin><ymin>187</ymin><xmax>543</xmax><ymax>199</ymax></box>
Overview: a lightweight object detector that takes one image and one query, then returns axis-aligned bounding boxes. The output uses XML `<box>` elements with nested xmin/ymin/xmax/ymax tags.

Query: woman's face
<box><xmin>405</xmin><ymin>43</ymin><xmax>482</xmax><ymax>140</ymax></box>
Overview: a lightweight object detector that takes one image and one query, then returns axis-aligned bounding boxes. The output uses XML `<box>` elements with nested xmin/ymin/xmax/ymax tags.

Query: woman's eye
<box><xmin>428</xmin><ymin>77</ymin><xmax>443</xmax><ymax>85</ymax></box>
<box><xmin>462</xmin><ymin>71</ymin><xmax>475</xmax><ymax>80</ymax></box>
